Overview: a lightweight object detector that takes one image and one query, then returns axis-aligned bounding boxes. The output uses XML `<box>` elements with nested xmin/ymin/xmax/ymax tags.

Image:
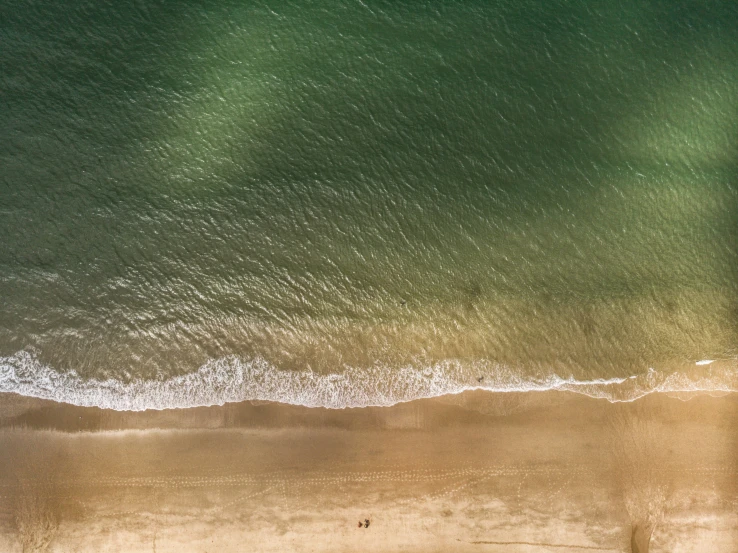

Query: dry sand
<box><xmin>0</xmin><ymin>391</ymin><xmax>737</xmax><ymax>552</ymax></box>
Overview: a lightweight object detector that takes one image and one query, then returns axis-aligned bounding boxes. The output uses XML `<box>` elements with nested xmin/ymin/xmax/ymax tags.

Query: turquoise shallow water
<box><xmin>1</xmin><ymin>0</ymin><xmax>737</xmax><ymax>409</ymax></box>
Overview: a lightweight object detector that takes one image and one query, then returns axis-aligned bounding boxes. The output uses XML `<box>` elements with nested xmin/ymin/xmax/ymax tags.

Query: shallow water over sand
<box><xmin>1</xmin><ymin>0</ymin><xmax>737</xmax><ymax>407</ymax></box>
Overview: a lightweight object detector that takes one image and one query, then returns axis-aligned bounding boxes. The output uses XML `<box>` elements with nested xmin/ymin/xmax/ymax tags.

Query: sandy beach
<box><xmin>2</xmin><ymin>0</ymin><xmax>737</xmax><ymax>551</ymax></box>
<box><xmin>0</xmin><ymin>391</ymin><xmax>736</xmax><ymax>552</ymax></box>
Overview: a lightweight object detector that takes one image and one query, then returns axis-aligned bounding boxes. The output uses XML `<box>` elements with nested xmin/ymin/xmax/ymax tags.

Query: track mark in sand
<box><xmin>457</xmin><ymin>539</ymin><xmax>619</xmax><ymax>550</ymax></box>
<box><xmin>5</xmin><ymin>461</ymin><xmax>730</xmax><ymax>493</ymax></box>
<box><xmin>208</xmin><ymin>486</ymin><xmax>275</xmax><ymax>514</ymax></box>
<box><xmin>545</xmin><ymin>475</ymin><xmax>573</xmax><ymax>511</ymax></box>
<box><xmin>422</xmin><ymin>471</ymin><xmax>498</xmax><ymax>504</ymax></box>
<box><xmin>0</xmin><ymin>465</ymin><xmax>586</xmax><ymax>491</ymax></box>
<box><xmin>516</xmin><ymin>473</ymin><xmax>528</xmax><ymax>510</ymax></box>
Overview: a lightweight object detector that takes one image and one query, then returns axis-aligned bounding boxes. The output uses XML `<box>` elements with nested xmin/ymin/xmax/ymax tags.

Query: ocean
<box><xmin>1</xmin><ymin>0</ymin><xmax>737</xmax><ymax>409</ymax></box>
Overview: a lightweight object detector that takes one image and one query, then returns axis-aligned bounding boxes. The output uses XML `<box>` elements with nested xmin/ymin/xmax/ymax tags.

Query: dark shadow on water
<box><xmin>1</xmin><ymin>0</ymin><xmax>737</xmax><ymax>377</ymax></box>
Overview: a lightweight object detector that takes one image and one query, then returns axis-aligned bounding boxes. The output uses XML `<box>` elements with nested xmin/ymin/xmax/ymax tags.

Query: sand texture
<box><xmin>0</xmin><ymin>391</ymin><xmax>737</xmax><ymax>552</ymax></box>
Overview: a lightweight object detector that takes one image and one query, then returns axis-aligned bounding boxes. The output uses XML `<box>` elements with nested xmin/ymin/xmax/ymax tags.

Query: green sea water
<box><xmin>1</xmin><ymin>0</ymin><xmax>737</xmax><ymax>408</ymax></box>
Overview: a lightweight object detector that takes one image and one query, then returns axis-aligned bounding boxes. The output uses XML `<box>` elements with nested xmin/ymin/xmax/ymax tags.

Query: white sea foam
<box><xmin>1</xmin><ymin>350</ymin><xmax>736</xmax><ymax>411</ymax></box>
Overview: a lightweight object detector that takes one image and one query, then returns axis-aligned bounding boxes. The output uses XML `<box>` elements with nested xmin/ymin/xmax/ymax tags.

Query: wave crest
<box><xmin>1</xmin><ymin>351</ymin><xmax>736</xmax><ymax>411</ymax></box>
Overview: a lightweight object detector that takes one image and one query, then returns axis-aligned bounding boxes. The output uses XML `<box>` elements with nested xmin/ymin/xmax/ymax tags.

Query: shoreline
<box><xmin>3</xmin><ymin>350</ymin><xmax>737</xmax><ymax>411</ymax></box>
<box><xmin>0</xmin><ymin>387</ymin><xmax>735</xmax><ymax>432</ymax></box>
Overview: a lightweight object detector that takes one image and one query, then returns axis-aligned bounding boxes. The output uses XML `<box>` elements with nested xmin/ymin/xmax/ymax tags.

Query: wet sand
<box><xmin>0</xmin><ymin>391</ymin><xmax>737</xmax><ymax>552</ymax></box>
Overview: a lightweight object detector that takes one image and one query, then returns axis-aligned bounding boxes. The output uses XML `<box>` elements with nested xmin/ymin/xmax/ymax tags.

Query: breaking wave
<box><xmin>1</xmin><ymin>350</ymin><xmax>737</xmax><ymax>411</ymax></box>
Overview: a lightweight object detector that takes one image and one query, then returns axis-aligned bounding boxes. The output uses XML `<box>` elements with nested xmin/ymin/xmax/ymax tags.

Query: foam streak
<box><xmin>1</xmin><ymin>351</ymin><xmax>736</xmax><ymax>411</ymax></box>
